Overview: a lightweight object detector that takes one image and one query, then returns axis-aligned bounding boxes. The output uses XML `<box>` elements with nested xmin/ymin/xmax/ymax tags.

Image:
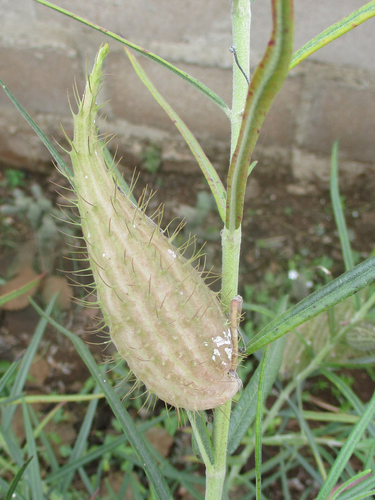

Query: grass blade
<box><xmin>0</xmin><ymin>272</ymin><xmax>45</xmax><ymax>308</ymax></box>
<box><xmin>4</xmin><ymin>456</ymin><xmax>33</xmax><ymax>500</ymax></box>
<box><xmin>0</xmin><ymin>426</ymin><xmax>24</xmax><ymax>469</ymax></box>
<box><xmin>22</xmin><ymin>400</ymin><xmax>44</xmax><ymax>499</ymax></box>
<box><xmin>60</xmin><ymin>384</ymin><xmax>101</xmax><ymax>493</ymax></box>
<box><xmin>280</xmin><ymin>458</ymin><xmax>292</xmax><ymax>500</ymax></box>
<box><xmin>0</xmin><ymin>358</ymin><xmax>21</xmax><ymax>394</ymax></box>
<box><xmin>228</xmin><ymin>335</ymin><xmax>285</xmax><ymax>455</ymax></box>
<box><xmin>290</xmin><ymin>1</ymin><xmax>375</xmax><ymax>70</ymax></box>
<box><xmin>0</xmin><ymin>77</ymin><xmax>72</xmax><ymax>178</ymax></box>
<box><xmin>328</xmin><ymin>471</ymin><xmax>374</xmax><ymax>500</ymax></box>
<box><xmin>320</xmin><ymin>368</ymin><xmax>375</xmax><ymax>438</ymax></box>
<box><xmin>30</xmin><ymin>298</ymin><xmax>173</xmax><ymax>500</ymax></box>
<box><xmin>124</xmin><ymin>47</ymin><xmax>227</xmax><ymax>222</ymax></box>
<box><xmin>255</xmin><ymin>346</ymin><xmax>269</xmax><ymax>498</ymax></box>
<box><xmin>246</xmin><ymin>255</ymin><xmax>375</xmax><ymax>355</ymax></box>
<box><xmin>316</xmin><ymin>388</ymin><xmax>375</xmax><ymax>500</ymax></box>
<box><xmin>2</xmin><ymin>296</ymin><xmax>57</xmax><ymax>430</ymax></box>
<box><xmin>287</xmin><ymin>395</ymin><xmax>326</xmax><ymax>481</ymax></box>
<box><xmin>330</xmin><ymin>141</ymin><xmax>360</xmax><ymax>311</ymax></box>
<box><xmin>29</xmin><ymin>406</ymin><xmax>60</xmax><ymax>474</ymax></box>
<box><xmin>34</xmin><ymin>0</ymin><xmax>230</xmax><ymax>116</ymax></box>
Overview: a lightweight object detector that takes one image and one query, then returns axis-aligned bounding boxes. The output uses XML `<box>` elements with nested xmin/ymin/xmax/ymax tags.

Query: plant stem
<box><xmin>206</xmin><ymin>400</ymin><xmax>232</xmax><ymax>499</ymax></box>
<box><xmin>206</xmin><ymin>3</ymin><xmax>251</xmax><ymax>499</ymax></box>
<box><xmin>231</xmin><ymin>0</ymin><xmax>251</xmax><ymax>158</ymax></box>
<box><xmin>221</xmin><ymin>225</ymin><xmax>242</xmax><ymax>301</ymax></box>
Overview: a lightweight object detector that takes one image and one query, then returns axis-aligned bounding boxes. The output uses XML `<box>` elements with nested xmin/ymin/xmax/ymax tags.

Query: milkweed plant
<box><xmin>2</xmin><ymin>0</ymin><xmax>375</xmax><ymax>499</ymax></box>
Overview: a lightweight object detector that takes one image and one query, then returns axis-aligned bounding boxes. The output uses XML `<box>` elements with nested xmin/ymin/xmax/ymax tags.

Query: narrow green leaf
<box><xmin>364</xmin><ymin>440</ymin><xmax>375</xmax><ymax>470</ymax></box>
<box><xmin>255</xmin><ymin>345</ymin><xmax>269</xmax><ymax>498</ymax></box>
<box><xmin>188</xmin><ymin>411</ymin><xmax>214</xmax><ymax>469</ymax></box>
<box><xmin>0</xmin><ymin>77</ymin><xmax>72</xmax><ymax>178</ymax></box>
<box><xmin>2</xmin><ymin>296</ymin><xmax>57</xmax><ymax>430</ymax></box>
<box><xmin>290</xmin><ymin>1</ymin><xmax>375</xmax><ymax>70</ymax></box>
<box><xmin>47</xmin><ymin>435</ymin><xmax>130</xmax><ymax>482</ymax></box>
<box><xmin>4</xmin><ymin>456</ymin><xmax>33</xmax><ymax>500</ymax></box>
<box><xmin>22</xmin><ymin>400</ymin><xmax>44</xmax><ymax>499</ymax></box>
<box><xmin>225</xmin><ymin>0</ymin><xmax>294</xmax><ymax>230</ymax></box>
<box><xmin>0</xmin><ymin>272</ymin><xmax>45</xmax><ymax>308</ymax></box>
<box><xmin>0</xmin><ymin>358</ymin><xmax>21</xmax><ymax>395</ymax></box>
<box><xmin>349</xmin><ymin>491</ymin><xmax>375</xmax><ymax>500</ymax></box>
<box><xmin>246</xmin><ymin>255</ymin><xmax>375</xmax><ymax>355</ymax></box>
<box><xmin>316</xmin><ymin>388</ymin><xmax>375</xmax><ymax>500</ymax></box>
<box><xmin>330</xmin><ymin>141</ymin><xmax>360</xmax><ymax>311</ymax></box>
<box><xmin>328</xmin><ymin>471</ymin><xmax>374</xmax><ymax>500</ymax></box>
<box><xmin>0</xmin><ymin>427</ymin><xmax>24</xmax><ymax>469</ymax></box>
<box><xmin>280</xmin><ymin>458</ymin><xmax>292</xmax><ymax>500</ymax></box>
<box><xmin>337</xmin><ymin>475</ymin><xmax>375</xmax><ymax>500</ymax></box>
<box><xmin>46</xmin><ymin>416</ymin><xmax>181</xmax><ymax>484</ymax></box>
<box><xmin>124</xmin><ymin>48</ymin><xmax>227</xmax><ymax>222</ymax></box>
<box><xmin>60</xmin><ymin>384</ymin><xmax>101</xmax><ymax>493</ymax></box>
<box><xmin>228</xmin><ymin>335</ymin><xmax>285</xmax><ymax>455</ymax></box>
<box><xmin>330</xmin><ymin>142</ymin><xmax>355</xmax><ymax>272</ymax></box>
<box><xmin>287</xmin><ymin>396</ymin><xmax>326</xmax><ymax>481</ymax></box>
<box><xmin>30</xmin><ymin>406</ymin><xmax>60</xmax><ymax>473</ymax></box>
<box><xmin>284</xmin><ymin>444</ymin><xmax>323</xmax><ymax>486</ymax></box>
<box><xmin>34</xmin><ymin>0</ymin><xmax>230</xmax><ymax>116</ymax></box>
<box><xmin>29</xmin><ymin>299</ymin><xmax>173</xmax><ymax>500</ymax></box>
<box><xmin>242</xmin><ymin>302</ymin><xmax>276</xmax><ymax>319</ymax></box>
<box><xmin>320</xmin><ymin>368</ymin><xmax>375</xmax><ymax>438</ymax></box>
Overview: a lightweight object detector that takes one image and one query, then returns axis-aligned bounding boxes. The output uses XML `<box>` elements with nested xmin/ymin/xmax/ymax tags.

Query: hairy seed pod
<box><xmin>64</xmin><ymin>44</ymin><xmax>241</xmax><ymax>410</ymax></box>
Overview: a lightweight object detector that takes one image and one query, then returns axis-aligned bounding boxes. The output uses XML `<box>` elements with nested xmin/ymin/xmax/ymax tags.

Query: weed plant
<box><xmin>1</xmin><ymin>1</ymin><xmax>375</xmax><ymax>499</ymax></box>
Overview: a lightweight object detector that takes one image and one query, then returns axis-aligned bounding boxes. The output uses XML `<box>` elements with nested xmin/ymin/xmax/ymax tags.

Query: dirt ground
<box><xmin>1</xmin><ymin>157</ymin><xmax>375</xmax><ymax>499</ymax></box>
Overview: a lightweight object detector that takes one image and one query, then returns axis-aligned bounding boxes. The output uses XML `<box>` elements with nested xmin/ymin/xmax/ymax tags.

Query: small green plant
<box><xmin>0</xmin><ymin>183</ymin><xmax>74</xmax><ymax>272</ymax></box>
<box><xmin>1</xmin><ymin>1</ymin><xmax>375</xmax><ymax>499</ymax></box>
<box><xmin>142</xmin><ymin>143</ymin><xmax>162</xmax><ymax>174</ymax></box>
<box><xmin>4</xmin><ymin>169</ymin><xmax>26</xmax><ymax>189</ymax></box>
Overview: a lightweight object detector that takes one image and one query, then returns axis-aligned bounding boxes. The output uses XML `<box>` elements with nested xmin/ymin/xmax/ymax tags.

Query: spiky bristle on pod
<box><xmin>65</xmin><ymin>43</ymin><xmax>241</xmax><ymax>411</ymax></box>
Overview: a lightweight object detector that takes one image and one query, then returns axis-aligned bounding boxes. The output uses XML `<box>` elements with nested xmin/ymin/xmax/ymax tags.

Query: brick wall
<box><xmin>0</xmin><ymin>0</ymin><xmax>374</xmax><ymax>189</ymax></box>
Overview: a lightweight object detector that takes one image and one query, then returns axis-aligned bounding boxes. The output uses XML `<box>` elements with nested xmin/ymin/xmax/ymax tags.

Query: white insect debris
<box><xmin>225</xmin><ymin>347</ymin><xmax>233</xmax><ymax>360</ymax></box>
<box><xmin>212</xmin><ymin>347</ymin><xmax>220</xmax><ymax>361</ymax></box>
<box><xmin>85</xmin><ymin>175</ymin><xmax>88</xmax><ymax>179</ymax></box>
<box><xmin>168</xmin><ymin>249</ymin><xmax>177</xmax><ymax>258</ymax></box>
<box><xmin>212</xmin><ymin>334</ymin><xmax>232</xmax><ymax>347</ymax></box>
<box><xmin>103</xmin><ymin>253</ymin><xmax>106</xmax><ymax>257</ymax></box>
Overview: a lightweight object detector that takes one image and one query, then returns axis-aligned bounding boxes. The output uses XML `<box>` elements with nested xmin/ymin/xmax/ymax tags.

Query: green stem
<box><xmin>206</xmin><ymin>4</ymin><xmax>251</xmax><ymax>499</ymax></box>
<box><xmin>221</xmin><ymin>225</ymin><xmax>242</xmax><ymax>302</ymax></box>
<box><xmin>231</xmin><ymin>0</ymin><xmax>251</xmax><ymax>157</ymax></box>
<box><xmin>206</xmin><ymin>400</ymin><xmax>232</xmax><ymax>499</ymax></box>
<box><xmin>221</xmin><ymin>0</ymin><xmax>249</xmax><ymax>309</ymax></box>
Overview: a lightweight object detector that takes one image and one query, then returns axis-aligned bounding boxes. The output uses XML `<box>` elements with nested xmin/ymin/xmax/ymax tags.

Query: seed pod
<box><xmin>63</xmin><ymin>44</ymin><xmax>241</xmax><ymax>410</ymax></box>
